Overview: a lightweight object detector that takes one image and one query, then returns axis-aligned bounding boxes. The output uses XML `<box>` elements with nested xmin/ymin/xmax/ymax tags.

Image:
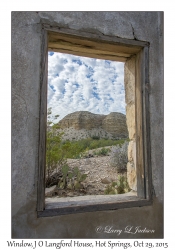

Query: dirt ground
<box><xmin>67</xmin><ymin>156</ymin><xmax>119</xmax><ymax>195</ymax></box>
<box><xmin>45</xmin><ymin>146</ymin><xmax>127</xmax><ymax>198</ymax></box>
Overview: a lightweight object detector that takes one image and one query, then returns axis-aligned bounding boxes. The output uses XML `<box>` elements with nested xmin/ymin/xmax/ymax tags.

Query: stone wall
<box><xmin>124</xmin><ymin>56</ymin><xmax>137</xmax><ymax>191</ymax></box>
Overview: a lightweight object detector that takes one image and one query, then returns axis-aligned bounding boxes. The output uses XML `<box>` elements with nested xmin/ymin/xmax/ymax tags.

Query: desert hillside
<box><xmin>58</xmin><ymin>111</ymin><xmax>128</xmax><ymax>141</ymax></box>
<box><xmin>46</xmin><ymin>110</ymin><xmax>129</xmax><ymax>198</ymax></box>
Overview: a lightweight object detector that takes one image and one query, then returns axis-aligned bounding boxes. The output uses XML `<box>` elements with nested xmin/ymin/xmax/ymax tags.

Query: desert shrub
<box><xmin>46</xmin><ymin>108</ymin><xmax>71</xmax><ymax>178</ymax></box>
<box><xmin>89</xmin><ymin>140</ymin><xmax>100</xmax><ymax>149</ymax></box>
<box><xmin>104</xmin><ymin>184</ymin><xmax>116</xmax><ymax>195</ymax></box>
<box><xmin>116</xmin><ymin>175</ymin><xmax>130</xmax><ymax>194</ymax></box>
<box><xmin>60</xmin><ymin>138</ymin><xmax>128</xmax><ymax>159</ymax></box>
<box><xmin>104</xmin><ymin>175</ymin><xmax>130</xmax><ymax>195</ymax></box>
<box><xmin>94</xmin><ymin>147</ymin><xmax>110</xmax><ymax>156</ymax></box>
<box><xmin>91</xmin><ymin>135</ymin><xmax>100</xmax><ymax>140</ymax></box>
<box><xmin>58</xmin><ymin>165</ymin><xmax>87</xmax><ymax>190</ymax></box>
<box><xmin>109</xmin><ymin>141</ymin><xmax>128</xmax><ymax>171</ymax></box>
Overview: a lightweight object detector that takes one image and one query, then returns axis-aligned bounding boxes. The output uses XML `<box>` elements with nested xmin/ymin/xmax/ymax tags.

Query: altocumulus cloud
<box><xmin>48</xmin><ymin>52</ymin><xmax>125</xmax><ymax>121</ymax></box>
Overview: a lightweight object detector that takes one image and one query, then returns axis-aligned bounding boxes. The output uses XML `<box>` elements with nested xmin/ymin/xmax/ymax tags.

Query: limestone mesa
<box><xmin>57</xmin><ymin>111</ymin><xmax>128</xmax><ymax>141</ymax></box>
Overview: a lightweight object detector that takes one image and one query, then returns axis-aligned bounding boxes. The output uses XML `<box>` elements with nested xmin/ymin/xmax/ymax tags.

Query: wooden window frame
<box><xmin>37</xmin><ymin>24</ymin><xmax>152</xmax><ymax>217</ymax></box>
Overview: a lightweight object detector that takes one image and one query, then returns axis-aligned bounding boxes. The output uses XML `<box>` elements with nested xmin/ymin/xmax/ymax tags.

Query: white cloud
<box><xmin>48</xmin><ymin>52</ymin><xmax>125</xmax><ymax>122</ymax></box>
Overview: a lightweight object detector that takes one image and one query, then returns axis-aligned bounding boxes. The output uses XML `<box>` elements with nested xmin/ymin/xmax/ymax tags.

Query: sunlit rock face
<box><xmin>102</xmin><ymin>112</ymin><xmax>128</xmax><ymax>138</ymax></box>
<box><xmin>58</xmin><ymin>111</ymin><xmax>105</xmax><ymax>130</ymax></box>
<box><xmin>58</xmin><ymin>111</ymin><xmax>128</xmax><ymax>140</ymax></box>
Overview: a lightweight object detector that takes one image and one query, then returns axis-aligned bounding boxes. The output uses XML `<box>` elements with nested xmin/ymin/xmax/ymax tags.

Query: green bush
<box><xmin>47</xmin><ymin>121</ymin><xmax>128</xmax><ymax>161</ymax></box>
<box><xmin>109</xmin><ymin>141</ymin><xmax>128</xmax><ymax>171</ymax></box>
<box><xmin>91</xmin><ymin>135</ymin><xmax>100</xmax><ymax>140</ymax></box>
<box><xmin>60</xmin><ymin>138</ymin><xmax>128</xmax><ymax>159</ymax></box>
<box><xmin>58</xmin><ymin>165</ymin><xmax>87</xmax><ymax>190</ymax></box>
<box><xmin>94</xmin><ymin>147</ymin><xmax>110</xmax><ymax>156</ymax></box>
<box><xmin>104</xmin><ymin>175</ymin><xmax>130</xmax><ymax>195</ymax></box>
<box><xmin>46</xmin><ymin>108</ymin><xmax>71</xmax><ymax>178</ymax></box>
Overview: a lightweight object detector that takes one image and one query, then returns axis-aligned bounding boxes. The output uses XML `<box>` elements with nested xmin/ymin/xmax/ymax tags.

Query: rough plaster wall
<box><xmin>12</xmin><ymin>12</ymin><xmax>41</xmax><ymax>216</ymax></box>
<box><xmin>12</xmin><ymin>11</ymin><xmax>163</xmax><ymax>238</ymax></box>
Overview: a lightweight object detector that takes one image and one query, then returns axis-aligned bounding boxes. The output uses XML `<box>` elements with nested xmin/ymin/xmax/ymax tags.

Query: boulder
<box><xmin>101</xmin><ymin>177</ymin><xmax>112</xmax><ymax>184</ymax></box>
<box><xmin>45</xmin><ymin>185</ymin><xmax>58</xmax><ymax>197</ymax></box>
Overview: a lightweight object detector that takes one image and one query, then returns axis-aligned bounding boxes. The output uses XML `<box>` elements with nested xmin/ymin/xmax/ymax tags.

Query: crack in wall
<box><xmin>131</xmin><ymin>23</ymin><xmax>138</xmax><ymax>40</ymax></box>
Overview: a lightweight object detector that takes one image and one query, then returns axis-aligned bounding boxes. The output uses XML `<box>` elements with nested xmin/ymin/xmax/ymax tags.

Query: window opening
<box><xmin>37</xmin><ymin>28</ymin><xmax>151</xmax><ymax>216</ymax></box>
<box><xmin>45</xmin><ymin>52</ymin><xmax>131</xmax><ymax>200</ymax></box>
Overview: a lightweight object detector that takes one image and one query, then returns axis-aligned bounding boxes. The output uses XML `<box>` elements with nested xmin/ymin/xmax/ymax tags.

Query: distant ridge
<box><xmin>58</xmin><ymin>111</ymin><xmax>128</xmax><ymax>141</ymax></box>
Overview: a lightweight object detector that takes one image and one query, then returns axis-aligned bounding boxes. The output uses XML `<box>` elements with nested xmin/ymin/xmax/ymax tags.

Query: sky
<box><xmin>48</xmin><ymin>52</ymin><xmax>125</xmax><ymax>122</ymax></box>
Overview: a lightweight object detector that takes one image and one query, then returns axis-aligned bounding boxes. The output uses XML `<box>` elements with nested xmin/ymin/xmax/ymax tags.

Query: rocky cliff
<box><xmin>58</xmin><ymin>111</ymin><xmax>106</xmax><ymax>130</ymax></box>
<box><xmin>58</xmin><ymin>111</ymin><xmax>128</xmax><ymax>140</ymax></box>
<box><xmin>102</xmin><ymin>112</ymin><xmax>128</xmax><ymax>138</ymax></box>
